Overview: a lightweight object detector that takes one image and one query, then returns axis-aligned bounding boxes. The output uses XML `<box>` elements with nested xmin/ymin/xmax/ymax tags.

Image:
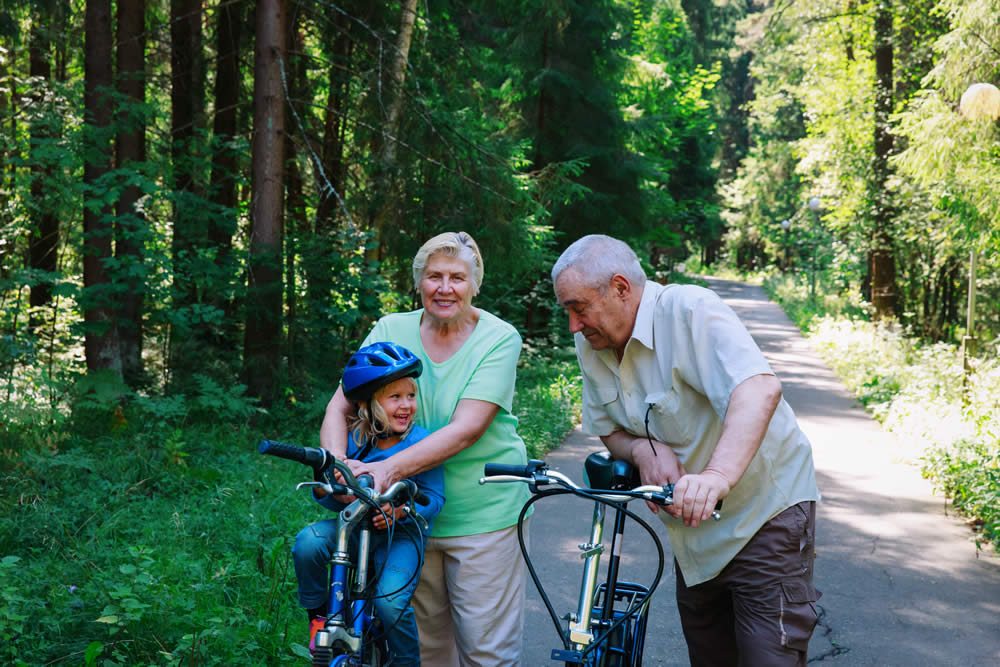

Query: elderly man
<box><xmin>552</xmin><ymin>234</ymin><xmax>821</xmax><ymax>667</ymax></box>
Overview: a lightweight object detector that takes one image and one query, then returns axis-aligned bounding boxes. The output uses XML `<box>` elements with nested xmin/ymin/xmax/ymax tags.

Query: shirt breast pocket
<box><xmin>646</xmin><ymin>390</ymin><xmax>693</xmax><ymax>446</ymax></box>
<box><xmin>596</xmin><ymin>384</ymin><xmax>618</xmax><ymax>405</ymax></box>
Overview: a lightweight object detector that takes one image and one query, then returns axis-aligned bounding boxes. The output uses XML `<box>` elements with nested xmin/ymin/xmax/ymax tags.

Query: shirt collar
<box><xmin>630</xmin><ymin>280</ymin><xmax>662</xmax><ymax>352</ymax></box>
<box><xmin>594</xmin><ymin>279</ymin><xmax>661</xmax><ymax>369</ymax></box>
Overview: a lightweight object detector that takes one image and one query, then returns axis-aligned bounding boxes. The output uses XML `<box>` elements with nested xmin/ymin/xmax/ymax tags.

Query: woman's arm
<box><xmin>348</xmin><ymin>397</ymin><xmax>500</xmax><ymax>491</ymax></box>
<box><xmin>319</xmin><ymin>386</ymin><xmax>353</xmax><ymax>457</ymax></box>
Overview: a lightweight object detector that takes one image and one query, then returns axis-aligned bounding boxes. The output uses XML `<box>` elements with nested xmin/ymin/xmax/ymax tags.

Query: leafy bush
<box><xmin>514</xmin><ymin>344</ymin><xmax>582</xmax><ymax>458</ymax></box>
<box><xmin>778</xmin><ymin>309</ymin><xmax>1000</xmax><ymax>554</ymax></box>
<box><xmin>922</xmin><ymin>437</ymin><xmax>1000</xmax><ymax>553</ymax></box>
<box><xmin>0</xmin><ymin>344</ymin><xmax>581</xmax><ymax>664</ymax></box>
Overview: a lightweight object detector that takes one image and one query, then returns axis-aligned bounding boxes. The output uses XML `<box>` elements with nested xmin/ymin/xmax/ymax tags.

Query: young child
<box><xmin>293</xmin><ymin>342</ymin><xmax>444</xmax><ymax>665</ymax></box>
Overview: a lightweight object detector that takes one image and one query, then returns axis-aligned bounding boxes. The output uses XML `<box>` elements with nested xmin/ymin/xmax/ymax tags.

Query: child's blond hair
<box><xmin>349</xmin><ymin>376</ymin><xmax>418</xmax><ymax>445</ymax></box>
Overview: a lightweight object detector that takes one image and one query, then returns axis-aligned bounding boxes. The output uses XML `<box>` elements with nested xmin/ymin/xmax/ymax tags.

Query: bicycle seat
<box><xmin>584</xmin><ymin>451</ymin><xmax>640</xmax><ymax>491</ymax></box>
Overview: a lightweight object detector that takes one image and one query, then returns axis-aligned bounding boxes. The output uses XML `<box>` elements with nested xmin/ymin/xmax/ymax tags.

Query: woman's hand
<box><xmin>345</xmin><ymin>457</ymin><xmax>403</xmax><ymax>493</ymax></box>
<box><xmin>372</xmin><ymin>503</ymin><xmax>406</xmax><ymax>530</ymax></box>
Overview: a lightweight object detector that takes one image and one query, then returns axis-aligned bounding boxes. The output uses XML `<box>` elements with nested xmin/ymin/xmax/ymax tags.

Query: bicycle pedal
<box><xmin>552</xmin><ymin>649</ymin><xmax>584</xmax><ymax>661</ymax></box>
<box><xmin>578</xmin><ymin>542</ymin><xmax>604</xmax><ymax>558</ymax></box>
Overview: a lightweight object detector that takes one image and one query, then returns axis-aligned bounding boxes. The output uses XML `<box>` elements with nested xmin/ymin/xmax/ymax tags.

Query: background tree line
<box><xmin>3</xmin><ymin>1</ymin><xmax>1000</xmax><ymax>662</ymax></box>
<box><xmin>723</xmin><ymin>0</ymin><xmax>1000</xmax><ymax>348</ymax></box>
<box><xmin>0</xmin><ymin>0</ymin><xmax>723</xmax><ymax>413</ymax></box>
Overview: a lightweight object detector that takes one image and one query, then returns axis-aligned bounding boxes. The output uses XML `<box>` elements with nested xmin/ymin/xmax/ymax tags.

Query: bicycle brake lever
<box><xmin>296</xmin><ymin>480</ymin><xmax>335</xmax><ymax>495</ymax></box>
<box><xmin>403</xmin><ymin>505</ymin><xmax>430</xmax><ymax>532</ymax></box>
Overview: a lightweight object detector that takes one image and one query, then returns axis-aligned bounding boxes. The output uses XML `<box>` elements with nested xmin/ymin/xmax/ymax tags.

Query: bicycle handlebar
<box><xmin>480</xmin><ymin>461</ymin><xmax>721</xmax><ymax>520</ymax></box>
<box><xmin>257</xmin><ymin>440</ymin><xmax>428</xmax><ymax>506</ymax></box>
<box><xmin>258</xmin><ymin>439</ymin><xmax>331</xmax><ymax>470</ymax></box>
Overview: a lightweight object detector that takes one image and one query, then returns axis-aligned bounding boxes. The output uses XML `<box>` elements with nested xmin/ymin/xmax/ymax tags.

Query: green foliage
<box><xmin>762</xmin><ymin>272</ymin><xmax>869</xmax><ymax>331</ymax></box>
<box><xmin>514</xmin><ymin>343</ymin><xmax>583</xmax><ymax>458</ymax></box>
<box><xmin>768</xmin><ymin>298</ymin><xmax>1000</xmax><ymax>554</ymax></box>
<box><xmin>0</xmin><ymin>342</ymin><xmax>580</xmax><ymax>664</ymax></box>
<box><xmin>922</xmin><ymin>439</ymin><xmax>1000</xmax><ymax>553</ymax></box>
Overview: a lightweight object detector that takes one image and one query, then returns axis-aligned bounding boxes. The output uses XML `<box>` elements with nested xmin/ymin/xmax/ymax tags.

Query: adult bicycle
<box><xmin>258</xmin><ymin>440</ymin><xmax>428</xmax><ymax>667</ymax></box>
<box><xmin>480</xmin><ymin>450</ymin><xmax>720</xmax><ymax>667</ymax></box>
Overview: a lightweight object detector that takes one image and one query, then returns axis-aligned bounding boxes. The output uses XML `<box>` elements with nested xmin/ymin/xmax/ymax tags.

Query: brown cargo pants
<box><xmin>675</xmin><ymin>501</ymin><xmax>820</xmax><ymax>667</ymax></box>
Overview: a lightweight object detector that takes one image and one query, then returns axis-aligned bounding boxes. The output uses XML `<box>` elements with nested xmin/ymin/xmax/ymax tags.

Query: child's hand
<box><xmin>329</xmin><ymin>467</ymin><xmax>357</xmax><ymax>504</ymax></box>
<box><xmin>372</xmin><ymin>503</ymin><xmax>405</xmax><ymax>530</ymax></box>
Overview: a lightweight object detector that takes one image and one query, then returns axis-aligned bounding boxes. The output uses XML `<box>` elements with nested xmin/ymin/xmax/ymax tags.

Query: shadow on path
<box><xmin>522</xmin><ymin>276</ymin><xmax>1000</xmax><ymax>667</ymax></box>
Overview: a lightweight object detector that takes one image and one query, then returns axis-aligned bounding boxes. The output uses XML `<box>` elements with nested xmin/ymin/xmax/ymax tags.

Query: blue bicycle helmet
<box><xmin>342</xmin><ymin>342</ymin><xmax>423</xmax><ymax>402</ymax></box>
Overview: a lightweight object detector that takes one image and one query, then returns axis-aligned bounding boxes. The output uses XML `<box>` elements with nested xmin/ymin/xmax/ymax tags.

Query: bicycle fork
<box><xmin>564</xmin><ymin>501</ymin><xmax>641</xmax><ymax>667</ymax></box>
<box><xmin>314</xmin><ymin>523</ymin><xmax>373</xmax><ymax>656</ymax></box>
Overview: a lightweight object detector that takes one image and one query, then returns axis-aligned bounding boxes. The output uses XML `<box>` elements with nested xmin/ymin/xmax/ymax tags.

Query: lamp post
<box><xmin>807</xmin><ymin>197</ymin><xmax>822</xmax><ymax>300</ymax></box>
<box><xmin>957</xmin><ymin>82</ymin><xmax>1000</xmax><ymax>383</ymax></box>
<box><xmin>781</xmin><ymin>219</ymin><xmax>791</xmax><ymax>271</ymax></box>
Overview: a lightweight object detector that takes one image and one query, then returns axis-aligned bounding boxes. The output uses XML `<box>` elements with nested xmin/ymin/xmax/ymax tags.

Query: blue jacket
<box><xmin>316</xmin><ymin>426</ymin><xmax>445</xmax><ymax>532</ymax></box>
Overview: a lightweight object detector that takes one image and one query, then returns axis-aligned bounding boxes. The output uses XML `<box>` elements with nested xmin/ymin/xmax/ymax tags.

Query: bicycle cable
<box><xmin>516</xmin><ymin>485</ymin><xmax>666</xmax><ymax>659</ymax></box>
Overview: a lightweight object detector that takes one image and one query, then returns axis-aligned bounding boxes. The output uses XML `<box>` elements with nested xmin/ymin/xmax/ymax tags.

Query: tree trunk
<box><xmin>283</xmin><ymin>16</ymin><xmax>309</xmax><ymax>374</ymax></box>
<box><xmin>28</xmin><ymin>10</ymin><xmax>59</xmax><ymax>326</ymax></box>
<box><xmin>870</xmin><ymin>0</ymin><xmax>896</xmax><ymax>319</ymax></box>
<box><xmin>314</xmin><ymin>9</ymin><xmax>353</xmax><ymax>233</ymax></box>
<box><xmin>244</xmin><ymin>0</ymin><xmax>286</xmax><ymax>405</ymax></box>
<box><xmin>208</xmin><ymin>0</ymin><xmax>242</xmax><ymax>261</ymax></box>
<box><xmin>83</xmin><ymin>0</ymin><xmax>121</xmax><ymax>374</ymax></box>
<box><xmin>307</xmin><ymin>10</ymin><xmax>354</xmax><ymax>323</ymax></box>
<box><xmin>367</xmin><ymin>0</ymin><xmax>418</xmax><ymax>258</ymax></box>
<box><xmin>169</xmin><ymin>0</ymin><xmax>203</xmax><ymax>289</ymax></box>
<box><xmin>168</xmin><ymin>0</ymin><xmax>205</xmax><ymax>384</ymax></box>
<box><xmin>204</xmin><ymin>0</ymin><xmax>244</xmax><ymax>352</ymax></box>
<box><xmin>1</xmin><ymin>39</ymin><xmax>15</xmax><ymax>217</ymax></box>
<box><xmin>115</xmin><ymin>0</ymin><xmax>147</xmax><ymax>384</ymax></box>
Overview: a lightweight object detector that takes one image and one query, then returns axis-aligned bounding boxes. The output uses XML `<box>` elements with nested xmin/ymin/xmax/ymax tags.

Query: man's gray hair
<box><xmin>551</xmin><ymin>235</ymin><xmax>647</xmax><ymax>290</ymax></box>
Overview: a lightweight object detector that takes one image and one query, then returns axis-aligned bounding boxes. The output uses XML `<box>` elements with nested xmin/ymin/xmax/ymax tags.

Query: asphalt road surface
<box><xmin>520</xmin><ymin>276</ymin><xmax>1000</xmax><ymax>666</ymax></box>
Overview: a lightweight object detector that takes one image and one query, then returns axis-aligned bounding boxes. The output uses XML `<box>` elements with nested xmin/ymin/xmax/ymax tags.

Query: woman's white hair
<box><xmin>412</xmin><ymin>231</ymin><xmax>484</xmax><ymax>293</ymax></box>
<box><xmin>348</xmin><ymin>376</ymin><xmax>418</xmax><ymax>444</ymax></box>
<box><xmin>551</xmin><ymin>235</ymin><xmax>646</xmax><ymax>290</ymax></box>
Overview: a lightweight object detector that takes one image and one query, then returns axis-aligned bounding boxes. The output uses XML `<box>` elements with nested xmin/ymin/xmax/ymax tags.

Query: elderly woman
<box><xmin>320</xmin><ymin>231</ymin><xmax>531</xmax><ymax>666</ymax></box>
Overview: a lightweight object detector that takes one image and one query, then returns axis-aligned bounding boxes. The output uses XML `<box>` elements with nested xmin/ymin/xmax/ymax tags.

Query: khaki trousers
<box><xmin>413</xmin><ymin>521</ymin><xmax>529</xmax><ymax>666</ymax></box>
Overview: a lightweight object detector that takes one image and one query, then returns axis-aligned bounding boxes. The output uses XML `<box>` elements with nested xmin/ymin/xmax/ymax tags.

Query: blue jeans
<box><xmin>293</xmin><ymin>519</ymin><xmax>424</xmax><ymax>666</ymax></box>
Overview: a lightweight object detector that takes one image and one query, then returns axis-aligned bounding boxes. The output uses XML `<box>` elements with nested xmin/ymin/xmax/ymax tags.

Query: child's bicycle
<box><xmin>480</xmin><ymin>451</ymin><xmax>721</xmax><ymax>667</ymax></box>
<box><xmin>258</xmin><ymin>440</ymin><xmax>429</xmax><ymax>667</ymax></box>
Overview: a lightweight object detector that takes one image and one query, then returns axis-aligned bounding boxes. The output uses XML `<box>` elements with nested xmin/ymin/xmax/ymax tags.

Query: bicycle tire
<box><xmin>312</xmin><ymin>646</ymin><xmax>333</xmax><ymax>667</ymax></box>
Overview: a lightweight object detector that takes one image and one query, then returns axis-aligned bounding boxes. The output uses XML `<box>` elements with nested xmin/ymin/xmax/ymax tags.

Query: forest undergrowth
<box><xmin>763</xmin><ymin>273</ymin><xmax>1000</xmax><ymax>556</ymax></box>
<box><xmin>0</xmin><ymin>348</ymin><xmax>581</xmax><ymax>665</ymax></box>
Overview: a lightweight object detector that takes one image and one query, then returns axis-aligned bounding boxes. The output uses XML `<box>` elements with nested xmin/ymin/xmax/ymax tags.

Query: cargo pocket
<box><xmin>779</xmin><ymin>576</ymin><xmax>821</xmax><ymax>652</ymax></box>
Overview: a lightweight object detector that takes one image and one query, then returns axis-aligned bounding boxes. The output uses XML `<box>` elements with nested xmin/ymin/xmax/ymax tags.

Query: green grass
<box><xmin>0</xmin><ymin>346</ymin><xmax>582</xmax><ymax>665</ymax></box>
<box><xmin>514</xmin><ymin>344</ymin><xmax>582</xmax><ymax>459</ymax></box>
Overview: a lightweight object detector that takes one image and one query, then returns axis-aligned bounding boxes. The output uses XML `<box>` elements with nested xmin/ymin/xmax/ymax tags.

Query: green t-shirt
<box><xmin>363</xmin><ymin>309</ymin><xmax>532</xmax><ymax>537</ymax></box>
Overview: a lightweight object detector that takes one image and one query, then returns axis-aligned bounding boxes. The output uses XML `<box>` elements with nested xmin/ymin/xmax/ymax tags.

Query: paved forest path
<box><xmin>521</xmin><ymin>276</ymin><xmax>1000</xmax><ymax>666</ymax></box>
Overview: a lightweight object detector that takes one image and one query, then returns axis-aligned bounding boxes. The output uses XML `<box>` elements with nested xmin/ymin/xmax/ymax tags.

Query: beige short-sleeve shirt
<box><xmin>577</xmin><ymin>282</ymin><xmax>820</xmax><ymax>585</ymax></box>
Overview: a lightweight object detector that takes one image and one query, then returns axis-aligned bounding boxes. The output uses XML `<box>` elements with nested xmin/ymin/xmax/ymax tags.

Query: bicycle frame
<box><xmin>305</xmin><ymin>484</ymin><xmax>382</xmax><ymax>663</ymax></box>
<box><xmin>257</xmin><ymin>440</ymin><xmax>427</xmax><ymax>667</ymax></box>
<box><xmin>481</xmin><ymin>451</ymin><xmax>720</xmax><ymax>667</ymax></box>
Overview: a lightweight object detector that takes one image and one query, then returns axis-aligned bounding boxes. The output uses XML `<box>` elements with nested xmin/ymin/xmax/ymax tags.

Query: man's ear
<box><xmin>609</xmin><ymin>274</ymin><xmax>630</xmax><ymax>299</ymax></box>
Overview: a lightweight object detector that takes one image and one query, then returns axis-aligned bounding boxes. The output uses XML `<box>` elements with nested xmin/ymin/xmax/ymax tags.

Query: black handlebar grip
<box><xmin>257</xmin><ymin>440</ymin><xmax>329</xmax><ymax>471</ymax></box>
<box><xmin>403</xmin><ymin>479</ymin><xmax>429</xmax><ymax>505</ymax></box>
<box><xmin>483</xmin><ymin>463</ymin><xmax>534</xmax><ymax>478</ymax></box>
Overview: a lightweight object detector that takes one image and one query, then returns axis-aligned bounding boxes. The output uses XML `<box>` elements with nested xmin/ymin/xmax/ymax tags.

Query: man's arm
<box><xmin>672</xmin><ymin>373</ymin><xmax>781</xmax><ymax>527</ymax></box>
<box><xmin>601</xmin><ymin>431</ymin><xmax>685</xmax><ymax>516</ymax></box>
